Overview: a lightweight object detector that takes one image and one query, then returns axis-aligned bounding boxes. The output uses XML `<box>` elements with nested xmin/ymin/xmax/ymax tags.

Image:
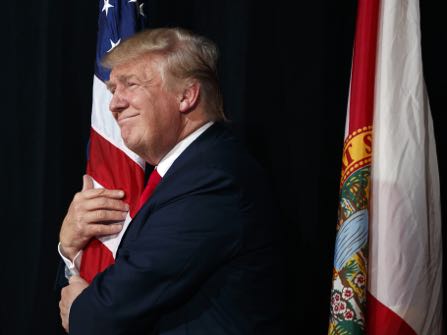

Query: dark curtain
<box><xmin>1</xmin><ymin>1</ymin><xmax>445</xmax><ymax>334</ymax></box>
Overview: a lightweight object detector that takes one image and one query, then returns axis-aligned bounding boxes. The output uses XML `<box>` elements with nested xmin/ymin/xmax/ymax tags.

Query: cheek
<box><xmin>140</xmin><ymin>99</ymin><xmax>162</xmax><ymax>121</ymax></box>
<box><xmin>128</xmin><ymin>95</ymin><xmax>143</xmax><ymax>110</ymax></box>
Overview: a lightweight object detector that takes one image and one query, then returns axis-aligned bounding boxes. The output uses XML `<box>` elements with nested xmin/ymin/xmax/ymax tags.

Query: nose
<box><xmin>109</xmin><ymin>90</ymin><xmax>129</xmax><ymax>118</ymax></box>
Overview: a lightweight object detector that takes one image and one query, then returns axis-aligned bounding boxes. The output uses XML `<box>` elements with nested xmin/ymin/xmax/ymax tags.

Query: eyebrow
<box><xmin>105</xmin><ymin>74</ymin><xmax>140</xmax><ymax>91</ymax></box>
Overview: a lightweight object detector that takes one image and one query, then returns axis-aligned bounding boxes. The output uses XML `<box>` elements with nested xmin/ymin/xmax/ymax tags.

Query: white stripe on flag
<box><xmin>91</xmin><ymin>74</ymin><xmax>145</xmax><ymax>169</ymax></box>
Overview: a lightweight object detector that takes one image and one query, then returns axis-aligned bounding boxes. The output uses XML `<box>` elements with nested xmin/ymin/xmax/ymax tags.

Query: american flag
<box><xmin>79</xmin><ymin>0</ymin><xmax>148</xmax><ymax>283</ymax></box>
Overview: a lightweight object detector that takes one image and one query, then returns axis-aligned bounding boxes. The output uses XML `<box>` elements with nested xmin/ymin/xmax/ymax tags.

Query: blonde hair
<box><xmin>102</xmin><ymin>27</ymin><xmax>225</xmax><ymax>121</ymax></box>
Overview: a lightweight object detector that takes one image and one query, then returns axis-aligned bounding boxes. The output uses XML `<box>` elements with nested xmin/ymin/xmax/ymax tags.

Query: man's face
<box><xmin>107</xmin><ymin>55</ymin><xmax>183</xmax><ymax>165</ymax></box>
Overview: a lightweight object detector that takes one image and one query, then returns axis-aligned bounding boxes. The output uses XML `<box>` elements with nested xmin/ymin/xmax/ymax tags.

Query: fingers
<box><xmin>59</xmin><ymin>179</ymin><xmax>128</xmax><ymax>254</ymax></box>
<box><xmin>87</xmin><ymin>223</ymin><xmax>124</xmax><ymax>237</ymax></box>
<box><xmin>80</xmin><ymin>175</ymin><xmax>125</xmax><ymax>200</ymax></box>
<box><xmin>83</xmin><ymin>209</ymin><xmax>128</xmax><ymax>224</ymax></box>
<box><xmin>78</xmin><ymin>188</ymin><xmax>125</xmax><ymax>200</ymax></box>
<box><xmin>60</xmin><ymin>303</ymin><xmax>69</xmax><ymax>332</ymax></box>
<box><xmin>71</xmin><ymin>189</ymin><xmax>128</xmax><ymax>225</ymax></box>
<box><xmin>59</xmin><ymin>290</ymin><xmax>70</xmax><ymax>332</ymax></box>
<box><xmin>83</xmin><ymin>197</ymin><xmax>129</xmax><ymax>212</ymax></box>
<box><xmin>82</xmin><ymin>174</ymin><xmax>94</xmax><ymax>191</ymax></box>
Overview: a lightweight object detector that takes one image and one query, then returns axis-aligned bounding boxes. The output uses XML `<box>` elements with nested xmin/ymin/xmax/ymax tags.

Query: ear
<box><xmin>179</xmin><ymin>81</ymin><xmax>200</xmax><ymax>113</ymax></box>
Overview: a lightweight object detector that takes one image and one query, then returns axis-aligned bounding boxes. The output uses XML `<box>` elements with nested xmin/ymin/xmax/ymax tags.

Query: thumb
<box><xmin>82</xmin><ymin>174</ymin><xmax>94</xmax><ymax>191</ymax></box>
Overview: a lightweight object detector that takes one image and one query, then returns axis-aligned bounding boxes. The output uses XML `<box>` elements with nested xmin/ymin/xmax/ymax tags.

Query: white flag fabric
<box><xmin>367</xmin><ymin>0</ymin><xmax>443</xmax><ymax>333</ymax></box>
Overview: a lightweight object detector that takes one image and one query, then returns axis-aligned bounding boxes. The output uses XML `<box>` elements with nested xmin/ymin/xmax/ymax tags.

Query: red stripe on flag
<box><xmin>348</xmin><ymin>0</ymin><xmax>380</xmax><ymax>132</ymax></box>
<box><xmin>86</xmin><ymin>128</ymin><xmax>145</xmax><ymax>217</ymax></box>
<box><xmin>80</xmin><ymin>128</ymin><xmax>145</xmax><ymax>283</ymax></box>
<box><xmin>80</xmin><ymin>239</ymin><xmax>115</xmax><ymax>283</ymax></box>
<box><xmin>366</xmin><ymin>291</ymin><xmax>417</xmax><ymax>335</ymax></box>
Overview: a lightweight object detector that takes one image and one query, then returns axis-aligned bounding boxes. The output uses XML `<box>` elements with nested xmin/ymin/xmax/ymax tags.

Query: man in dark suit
<box><xmin>58</xmin><ymin>27</ymin><xmax>282</xmax><ymax>334</ymax></box>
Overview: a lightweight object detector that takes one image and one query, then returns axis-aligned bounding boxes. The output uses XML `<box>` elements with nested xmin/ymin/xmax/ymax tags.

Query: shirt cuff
<box><xmin>58</xmin><ymin>242</ymin><xmax>82</xmax><ymax>278</ymax></box>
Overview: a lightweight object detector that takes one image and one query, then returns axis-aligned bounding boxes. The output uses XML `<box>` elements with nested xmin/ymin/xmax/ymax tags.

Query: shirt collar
<box><xmin>156</xmin><ymin>121</ymin><xmax>214</xmax><ymax>177</ymax></box>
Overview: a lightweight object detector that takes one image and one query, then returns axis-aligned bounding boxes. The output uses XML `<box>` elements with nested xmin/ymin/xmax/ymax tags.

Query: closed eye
<box><xmin>105</xmin><ymin>81</ymin><xmax>116</xmax><ymax>94</ymax></box>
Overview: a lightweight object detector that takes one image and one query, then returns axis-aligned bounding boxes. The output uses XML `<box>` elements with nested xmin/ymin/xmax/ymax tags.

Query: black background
<box><xmin>1</xmin><ymin>1</ymin><xmax>445</xmax><ymax>334</ymax></box>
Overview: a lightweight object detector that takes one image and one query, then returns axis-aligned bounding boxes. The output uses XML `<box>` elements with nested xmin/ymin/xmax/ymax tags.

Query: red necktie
<box><xmin>134</xmin><ymin>168</ymin><xmax>162</xmax><ymax>215</ymax></box>
<box><xmin>80</xmin><ymin>169</ymin><xmax>162</xmax><ymax>283</ymax></box>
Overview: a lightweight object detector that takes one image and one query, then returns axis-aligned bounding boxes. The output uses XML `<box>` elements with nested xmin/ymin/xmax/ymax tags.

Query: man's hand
<box><xmin>60</xmin><ymin>275</ymin><xmax>89</xmax><ymax>333</ymax></box>
<box><xmin>59</xmin><ymin>174</ymin><xmax>129</xmax><ymax>260</ymax></box>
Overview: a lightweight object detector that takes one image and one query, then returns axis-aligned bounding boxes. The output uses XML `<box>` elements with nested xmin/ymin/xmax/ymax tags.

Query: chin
<box><xmin>122</xmin><ymin>138</ymin><xmax>145</xmax><ymax>157</ymax></box>
<box><xmin>123</xmin><ymin>139</ymin><xmax>138</xmax><ymax>152</ymax></box>
<box><xmin>121</xmin><ymin>133</ymin><xmax>136</xmax><ymax>150</ymax></box>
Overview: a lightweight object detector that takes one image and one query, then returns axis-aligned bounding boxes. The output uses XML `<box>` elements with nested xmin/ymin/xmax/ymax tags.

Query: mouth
<box><xmin>117</xmin><ymin>114</ymin><xmax>138</xmax><ymax>126</ymax></box>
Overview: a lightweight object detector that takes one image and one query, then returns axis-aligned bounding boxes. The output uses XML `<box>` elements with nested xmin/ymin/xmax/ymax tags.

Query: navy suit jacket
<box><xmin>69</xmin><ymin>123</ymin><xmax>283</xmax><ymax>334</ymax></box>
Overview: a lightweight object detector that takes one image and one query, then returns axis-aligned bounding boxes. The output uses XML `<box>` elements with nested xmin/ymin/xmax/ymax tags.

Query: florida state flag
<box><xmin>328</xmin><ymin>0</ymin><xmax>443</xmax><ymax>334</ymax></box>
